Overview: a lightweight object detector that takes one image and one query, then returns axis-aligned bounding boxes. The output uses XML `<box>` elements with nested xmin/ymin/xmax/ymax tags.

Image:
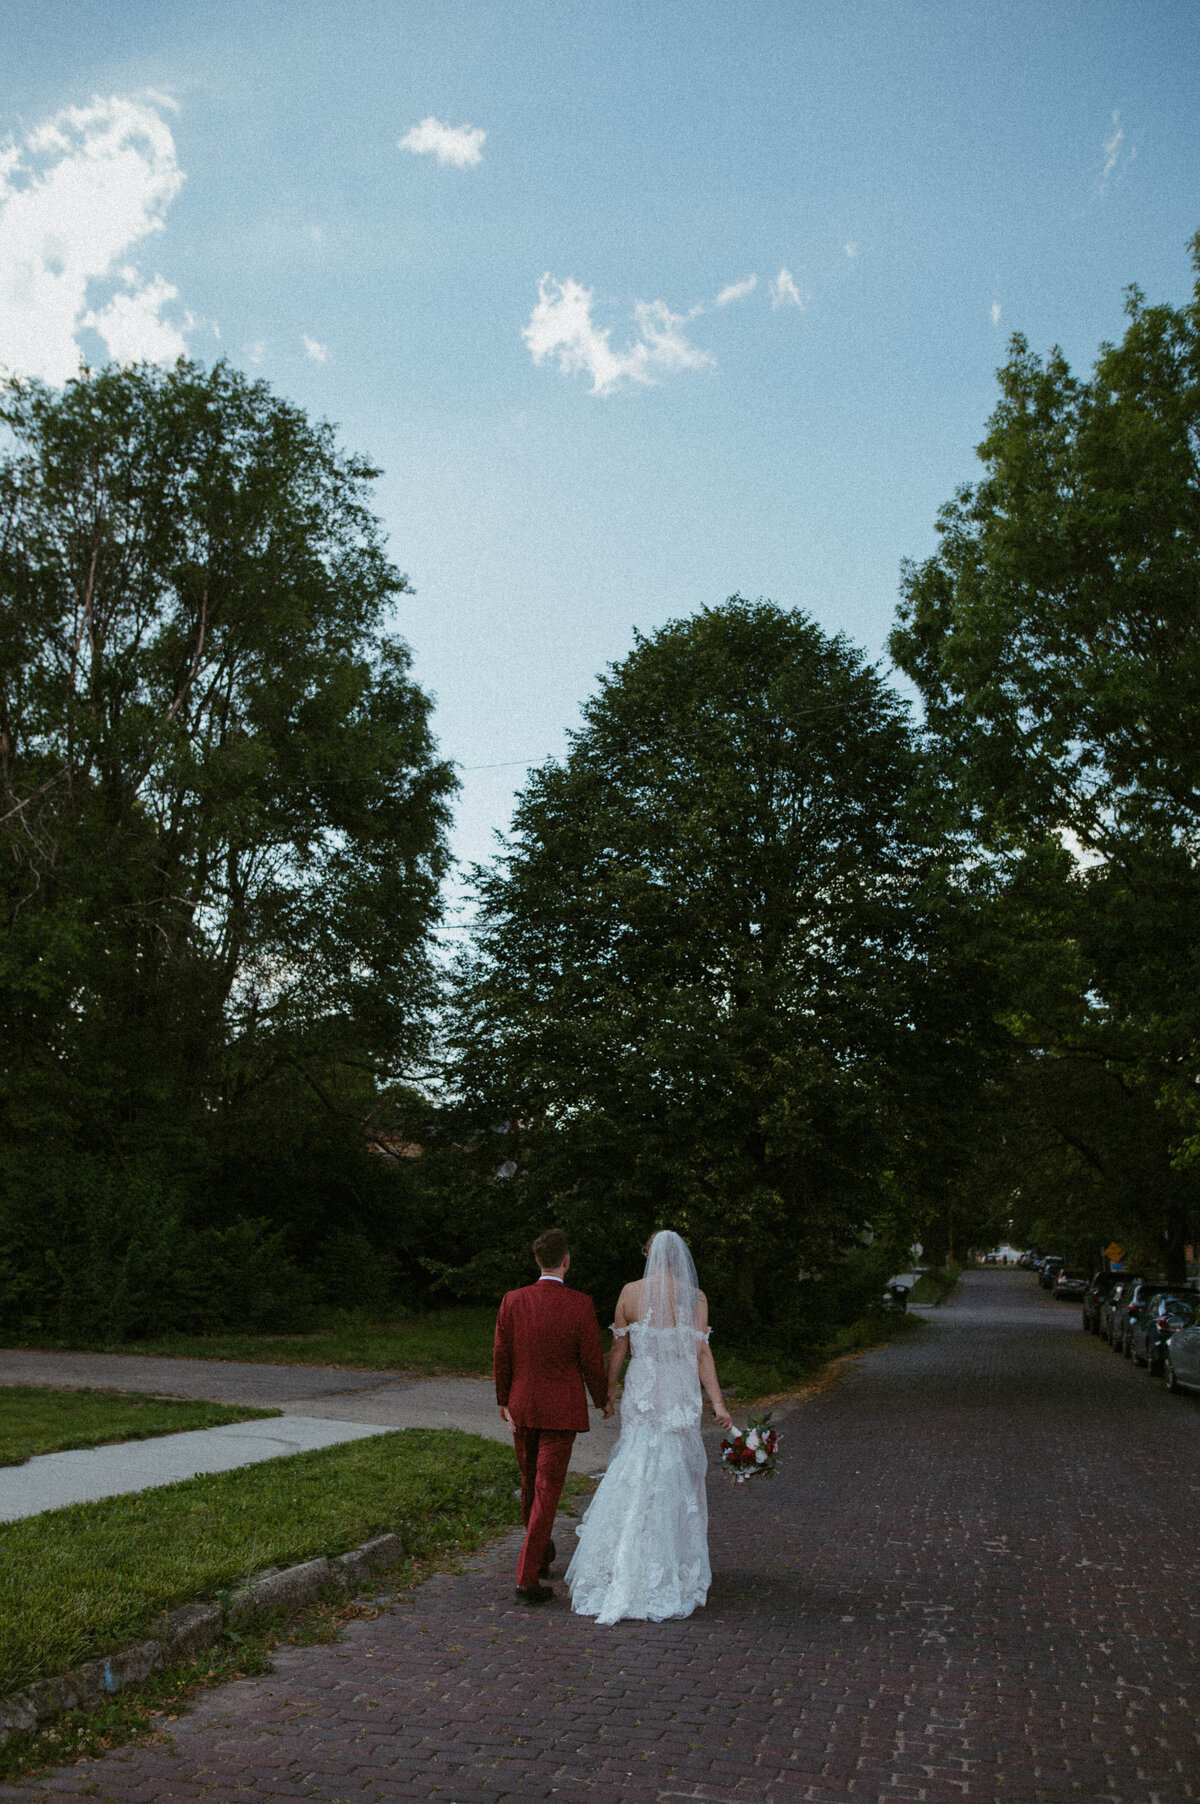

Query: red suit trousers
<box><xmin>512</xmin><ymin>1426</ymin><xmax>575</xmax><ymax>1589</ymax></box>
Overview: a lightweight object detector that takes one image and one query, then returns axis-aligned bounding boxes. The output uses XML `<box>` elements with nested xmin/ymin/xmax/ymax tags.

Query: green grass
<box><xmin>6</xmin><ymin>1294</ymin><xmax>928</xmax><ymax>1430</ymax></box>
<box><xmin>0</xmin><ymin>1629</ymin><xmax>279</xmax><ymax>1781</ymax></box>
<box><xmin>909</xmin><ymin>1263</ymin><xmax>962</xmax><ymax>1306</ymax></box>
<box><xmin>110</xmin><ymin>1303</ymin><xmax>922</xmax><ymax>1396</ymax></box>
<box><xmin>714</xmin><ymin>1309</ymin><xmax>923</xmax><ymax>1401</ymax></box>
<box><xmin>712</xmin><ymin>1344</ymin><xmax>820</xmax><ymax>1398</ymax></box>
<box><xmin>0</xmin><ymin>1387</ymin><xmax>277</xmax><ymax>1469</ymax></box>
<box><xmin>25</xmin><ymin>1300</ymin><xmax>925</xmax><ymax>1406</ymax></box>
<box><xmin>79</xmin><ymin>1306</ymin><xmax>501</xmax><ymax>1374</ymax></box>
<box><xmin>18</xmin><ymin>1296</ymin><xmax>932</xmax><ymax>1395</ymax></box>
<box><xmin>0</xmin><ymin>1427</ymin><xmax>521</xmax><ymax>1697</ymax></box>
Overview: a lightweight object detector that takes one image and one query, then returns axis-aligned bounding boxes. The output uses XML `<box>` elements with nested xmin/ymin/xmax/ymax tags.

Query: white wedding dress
<box><xmin>566</xmin><ymin>1232</ymin><xmax>712</xmax><ymax>1625</ymax></box>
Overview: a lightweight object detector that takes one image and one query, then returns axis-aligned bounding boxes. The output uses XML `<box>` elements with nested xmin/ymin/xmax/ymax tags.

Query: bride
<box><xmin>566</xmin><ymin>1229</ymin><xmax>733</xmax><ymax>1625</ymax></box>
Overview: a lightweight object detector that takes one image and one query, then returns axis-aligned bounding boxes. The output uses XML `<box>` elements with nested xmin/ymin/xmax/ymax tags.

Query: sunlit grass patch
<box><xmin>909</xmin><ymin>1264</ymin><xmax>962</xmax><ymax>1306</ymax></box>
<box><xmin>0</xmin><ymin>1386</ymin><xmax>277</xmax><ymax>1468</ymax></box>
<box><xmin>0</xmin><ymin>1426</ymin><xmax>520</xmax><ymax>1696</ymax></box>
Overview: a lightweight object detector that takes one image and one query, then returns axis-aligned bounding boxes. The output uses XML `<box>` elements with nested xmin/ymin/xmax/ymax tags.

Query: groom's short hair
<box><xmin>534</xmin><ymin>1228</ymin><xmax>570</xmax><ymax>1269</ymax></box>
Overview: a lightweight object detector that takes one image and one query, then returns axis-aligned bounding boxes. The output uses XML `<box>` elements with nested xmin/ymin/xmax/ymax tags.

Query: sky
<box><xmin>1</xmin><ymin>0</ymin><xmax>1197</xmax><ymax>922</ymax></box>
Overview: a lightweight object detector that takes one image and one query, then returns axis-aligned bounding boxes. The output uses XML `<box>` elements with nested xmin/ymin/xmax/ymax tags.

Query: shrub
<box><xmin>0</xmin><ymin>1161</ymin><xmax>312</xmax><ymax>1342</ymax></box>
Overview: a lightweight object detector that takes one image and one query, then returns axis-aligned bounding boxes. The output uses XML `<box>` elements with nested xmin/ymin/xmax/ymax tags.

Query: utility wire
<box><xmin>460</xmin><ymin>757</ymin><xmax>546</xmax><ymax>771</ymax></box>
<box><xmin>458</xmin><ymin>692</ymin><xmax>913</xmax><ymax>773</ymax></box>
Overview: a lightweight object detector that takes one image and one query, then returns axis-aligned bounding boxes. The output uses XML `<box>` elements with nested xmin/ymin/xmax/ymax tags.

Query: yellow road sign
<box><xmin>1104</xmin><ymin>1242</ymin><xmax>1123</xmax><ymax>1264</ymax></box>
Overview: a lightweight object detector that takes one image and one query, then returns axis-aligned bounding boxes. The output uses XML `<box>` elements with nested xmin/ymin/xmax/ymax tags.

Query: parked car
<box><xmin>1052</xmin><ymin>1268</ymin><xmax>1089</xmax><ymax>1302</ymax></box>
<box><xmin>1018</xmin><ymin>1251</ymin><xmax>1038</xmax><ymax>1270</ymax></box>
<box><xmin>1130</xmin><ymin>1294</ymin><xmax>1197</xmax><ymax>1375</ymax></box>
<box><xmin>1114</xmin><ymin>1279</ymin><xmax>1190</xmax><ymax>1358</ymax></box>
<box><xmin>1164</xmin><ymin>1307</ymin><xmax>1200</xmax><ymax>1393</ymax></box>
<box><xmin>1038</xmin><ymin>1257</ymin><xmax>1065</xmax><ymax>1290</ymax></box>
<box><xmin>1098</xmin><ymin>1278</ymin><xmax>1139</xmax><ymax>1345</ymax></box>
<box><xmin>1083</xmin><ymin>1271</ymin><xmax>1127</xmax><ymax>1334</ymax></box>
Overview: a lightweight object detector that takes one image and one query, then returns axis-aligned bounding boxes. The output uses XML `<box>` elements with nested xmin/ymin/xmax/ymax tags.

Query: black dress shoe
<box><xmin>539</xmin><ymin>1539</ymin><xmax>557</xmax><ymax>1577</ymax></box>
<box><xmin>515</xmin><ymin>1583</ymin><xmax>553</xmax><ymax>1605</ymax></box>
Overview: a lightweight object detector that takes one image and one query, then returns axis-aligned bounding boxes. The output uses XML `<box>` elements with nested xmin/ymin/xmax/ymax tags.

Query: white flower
<box><xmin>755</xmin><ymin>1448</ymin><xmax>768</xmax><ymax>1463</ymax></box>
<box><xmin>746</xmin><ymin>1430</ymin><xmax>760</xmax><ymax>1451</ymax></box>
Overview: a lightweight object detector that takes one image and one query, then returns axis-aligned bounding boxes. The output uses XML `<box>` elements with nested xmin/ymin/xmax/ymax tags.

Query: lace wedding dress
<box><xmin>565</xmin><ymin>1231</ymin><xmax>712</xmax><ymax>1625</ymax></box>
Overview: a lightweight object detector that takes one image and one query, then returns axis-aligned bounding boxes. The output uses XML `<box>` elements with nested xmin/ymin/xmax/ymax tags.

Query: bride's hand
<box><xmin>714</xmin><ymin>1404</ymin><xmax>733</xmax><ymax>1432</ymax></box>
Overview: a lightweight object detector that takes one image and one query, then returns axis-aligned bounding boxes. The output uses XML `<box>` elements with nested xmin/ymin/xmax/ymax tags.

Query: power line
<box><xmin>458</xmin><ymin>690</ymin><xmax>914</xmax><ymax>774</ymax></box>
<box><xmin>460</xmin><ymin>757</ymin><xmax>546</xmax><ymax>771</ymax></box>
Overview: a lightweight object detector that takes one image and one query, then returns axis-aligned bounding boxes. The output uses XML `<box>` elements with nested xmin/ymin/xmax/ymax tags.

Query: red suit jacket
<box><xmin>494</xmin><ymin>1280</ymin><xmax>608</xmax><ymax>1431</ymax></box>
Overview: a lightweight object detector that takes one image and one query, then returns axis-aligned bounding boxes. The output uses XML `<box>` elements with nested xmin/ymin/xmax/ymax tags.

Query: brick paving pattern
<box><xmin>5</xmin><ymin>1269</ymin><xmax>1200</xmax><ymax>1804</ymax></box>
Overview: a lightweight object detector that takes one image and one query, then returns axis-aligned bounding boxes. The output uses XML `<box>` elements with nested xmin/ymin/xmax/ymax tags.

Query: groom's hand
<box><xmin>498</xmin><ymin>1405</ymin><xmax>512</xmax><ymax>1426</ymax></box>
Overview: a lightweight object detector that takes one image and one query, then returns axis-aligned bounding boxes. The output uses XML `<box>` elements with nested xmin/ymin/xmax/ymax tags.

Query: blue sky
<box><xmin>2</xmin><ymin>0</ymin><xmax>1197</xmax><ymax>906</ymax></box>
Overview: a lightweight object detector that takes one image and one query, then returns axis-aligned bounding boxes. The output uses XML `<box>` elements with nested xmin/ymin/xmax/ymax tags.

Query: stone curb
<box><xmin>0</xmin><ymin>1532</ymin><xmax>405</xmax><ymax>1746</ymax></box>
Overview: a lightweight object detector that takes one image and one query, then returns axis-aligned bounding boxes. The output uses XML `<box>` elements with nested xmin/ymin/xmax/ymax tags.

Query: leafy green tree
<box><xmin>891</xmin><ymin>238</ymin><xmax>1200</xmax><ymax>855</ymax></box>
<box><xmin>964</xmin><ymin>1053</ymin><xmax>1190</xmax><ymax>1272</ymax></box>
<box><xmin>0</xmin><ymin>360</ymin><xmax>454</xmax><ymax>1313</ymax></box>
<box><xmin>448</xmin><ymin>598</ymin><xmax>984</xmax><ymax>1324</ymax></box>
<box><xmin>890</xmin><ymin>237</ymin><xmax>1200</xmax><ymax>1268</ymax></box>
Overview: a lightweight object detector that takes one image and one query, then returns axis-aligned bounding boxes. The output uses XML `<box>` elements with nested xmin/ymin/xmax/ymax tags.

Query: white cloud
<box><xmin>245</xmin><ymin>340</ymin><xmax>265</xmax><ymax>364</ymax></box>
<box><xmin>714</xmin><ymin>273</ymin><xmax>757</xmax><ymax>307</ymax></box>
<box><xmin>302</xmin><ymin>333</ymin><xmax>329</xmax><ymax>363</ymax></box>
<box><xmin>1095</xmin><ymin>108</ymin><xmax>1136</xmax><ymax>197</ymax></box>
<box><xmin>769</xmin><ymin>266</ymin><xmax>806</xmax><ymax>309</ymax></box>
<box><xmin>1101</xmin><ymin>110</ymin><xmax>1124</xmax><ymax>182</ymax></box>
<box><xmin>398</xmin><ymin>116</ymin><xmax>485</xmax><ymax>168</ymax></box>
<box><xmin>83</xmin><ymin>270</ymin><xmax>186</xmax><ymax>364</ymax></box>
<box><xmin>0</xmin><ymin>91</ymin><xmax>187</xmax><ymax>384</ymax></box>
<box><xmin>523</xmin><ymin>274</ymin><xmax>713</xmax><ymax>396</ymax></box>
<box><xmin>843</xmin><ymin>241</ymin><xmax>858</xmax><ymax>259</ymax></box>
<box><xmin>991</xmin><ymin>300</ymin><xmax>1001</xmax><ymax>327</ymax></box>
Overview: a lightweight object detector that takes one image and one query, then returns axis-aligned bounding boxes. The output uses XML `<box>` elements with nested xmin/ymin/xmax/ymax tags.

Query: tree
<box><xmin>0</xmin><ymin>360</ymin><xmax>454</xmax><ymax>1315</ymax></box>
<box><xmin>448</xmin><ymin>598</ymin><xmax>981</xmax><ymax>1323</ymax></box>
<box><xmin>890</xmin><ymin>237</ymin><xmax>1200</xmax><ymax>1267</ymax></box>
<box><xmin>891</xmin><ymin>237</ymin><xmax>1200</xmax><ymax>856</ymax></box>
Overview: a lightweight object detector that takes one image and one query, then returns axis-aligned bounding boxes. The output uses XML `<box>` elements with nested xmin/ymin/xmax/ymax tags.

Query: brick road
<box><xmin>6</xmin><ymin>1269</ymin><xmax>1200</xmax><ymax>1804</ymax></box>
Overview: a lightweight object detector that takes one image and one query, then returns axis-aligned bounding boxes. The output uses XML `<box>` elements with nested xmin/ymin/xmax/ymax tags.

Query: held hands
<box><xmin>602</xmin><ymin>1393</ymin><xmax>616</xmax><ymax>1419</ymax></box>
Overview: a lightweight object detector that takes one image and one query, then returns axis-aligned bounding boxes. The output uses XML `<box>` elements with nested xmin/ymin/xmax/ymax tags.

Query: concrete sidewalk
<box><xmin>273</xmin><ymin>1375</ymin><xmax>621</xmax><ymax>1471</ymax></box>
<box><xmin>0</xmin><ymin>1414</ymin><xmax>391</xmax><ymax>1522</ymax></box>
<box><xmin>0</xmin><ymin>1350</ymin><xmax>622</xmax><ymax>1520</ymax></box>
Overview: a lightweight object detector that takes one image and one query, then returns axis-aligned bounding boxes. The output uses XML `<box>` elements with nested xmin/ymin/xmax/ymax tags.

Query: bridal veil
<box><xmin>565</xmin><ymin>1229</ymin><xmax>712</xmax><ymax>1623</ymax></box>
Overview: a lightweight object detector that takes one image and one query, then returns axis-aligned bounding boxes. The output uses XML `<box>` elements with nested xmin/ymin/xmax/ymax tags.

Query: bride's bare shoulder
<box><xmin>614</xmin><ymin>1279</ymin><xmax>641</xmax><ymax>1323</ymax></box>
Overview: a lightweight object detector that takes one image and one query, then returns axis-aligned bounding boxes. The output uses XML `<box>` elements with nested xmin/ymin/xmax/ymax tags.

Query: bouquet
<box><xmin>719</xmin><ymin>1412</ymin><xmax>780</xmax><ymax>1482</ymax></box>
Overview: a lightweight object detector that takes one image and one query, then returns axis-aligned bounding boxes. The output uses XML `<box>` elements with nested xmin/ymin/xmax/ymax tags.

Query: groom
<box><xmin>494</xmin><ymin>1228</ymin><xmax>612</xmax><ymax>1604</ymax></box>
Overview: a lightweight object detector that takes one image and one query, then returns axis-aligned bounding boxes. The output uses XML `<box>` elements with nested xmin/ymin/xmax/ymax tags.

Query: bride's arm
<box><xmin>695</xmin><ymin>1294</ymin><xmax>733</xmax><ymax>1431</ymax></box>
<box><xmin>605</xmin><ymin>1284</ymin><xmax>634</xmax><ymax>1407</ymax></box>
